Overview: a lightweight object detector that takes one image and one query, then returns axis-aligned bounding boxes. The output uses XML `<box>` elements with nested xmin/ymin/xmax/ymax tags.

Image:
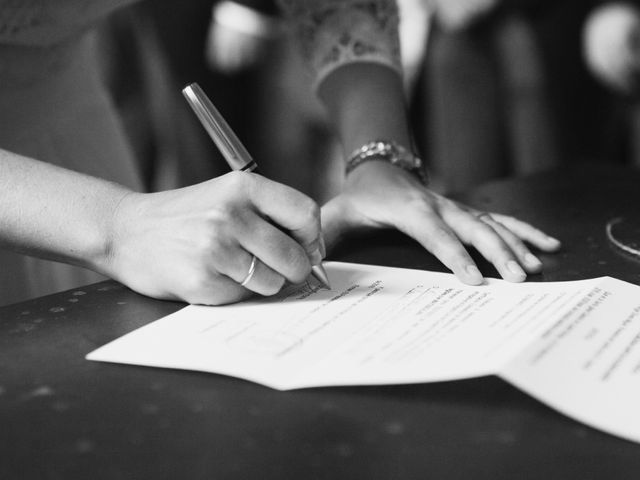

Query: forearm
<box><xmin>277</xmin><ymin>0</ymin><xmax>408</xmax><ymax>154</ymax></box>
<box><xmin>0</xmin><ymin>149</ymin><xmax>130</xmax><ymax>272</ymax></box>
<box><xmin>317</xmin><ymin>63</ymin><xmax>412</xmax><ymax>156</ymax></box>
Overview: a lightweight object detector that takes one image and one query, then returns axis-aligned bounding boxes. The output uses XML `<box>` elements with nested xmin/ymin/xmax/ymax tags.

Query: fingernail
<box><xmin>525</xmin><ymin>253</ymin><xmax>542</xmax><ymax>268</ymax></box>
<box><xmin>465</xmin><ymin>265</ymin><xmax>483</xmax><ymax>284</ymax></box>
<box><xmin>546</xmin><ymin>236</ymin><xmax>561</xmax><ymax>247</ymax></box>
<box><xmin>506</xmin><ymin>260</ymin><xmax>526</xmax><ymax>279</ymax></box>
<box><xmin>310</xmin><ymin>248</ymin><xmax>322</xmax><ymax>266</ymax></box>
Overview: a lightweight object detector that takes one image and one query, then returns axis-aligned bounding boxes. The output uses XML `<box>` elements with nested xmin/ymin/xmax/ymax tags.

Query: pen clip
<box><xmin>182</xmin><ymin>83</ymin><xmax>256</xmax><ymax>172</ymax></box>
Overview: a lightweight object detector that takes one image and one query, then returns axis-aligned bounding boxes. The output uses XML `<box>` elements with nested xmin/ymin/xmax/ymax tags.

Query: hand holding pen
<box><xmin>183</xmin><ymin>82</ymin><xmax>330</xmax><ymax>291</ymax></box>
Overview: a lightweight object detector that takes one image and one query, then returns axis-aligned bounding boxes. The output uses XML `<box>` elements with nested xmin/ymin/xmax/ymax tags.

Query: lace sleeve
<box><xmin>277</xmin><ymin>0</ymin><xmax>402</xmax><ymax>89</ymax></box>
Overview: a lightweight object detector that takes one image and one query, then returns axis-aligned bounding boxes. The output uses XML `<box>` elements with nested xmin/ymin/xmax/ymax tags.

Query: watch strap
<box><xmin>346</xmin><ymin>140</ymin><xmax>429</xmax><ymax>185</ymax></box>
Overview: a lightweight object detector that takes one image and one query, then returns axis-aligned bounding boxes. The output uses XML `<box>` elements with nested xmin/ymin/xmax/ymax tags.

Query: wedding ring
<box><xmin>240</xmin><ymin>255</ymin><xmax>257</xmax><ymax>287</ymax></box>
<box><xmin>475</xmin><ymin>212</ymin><xmax>493</xmax><ymax>222</ymax></box>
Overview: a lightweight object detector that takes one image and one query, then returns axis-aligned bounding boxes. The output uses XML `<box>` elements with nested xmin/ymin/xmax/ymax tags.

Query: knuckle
<box><xmin>203</xmin><ymin>233</ymin><xmax>225</xmax><ymax>255</ymax></box>
<box><xmin>472</xmin><ymin>230</ymin><xmax>508</xmax><ymax>261</ymax></box>
<box><xmin>226</xmin><ymin>170</ymin><xmax>250</xmax><ymax>187</ymax></box>
<box><xmin>473</xmin><ymin>223</ymin><xmax>501</xmax><ymax>245</ymax></box>
<box><xmin>305</xmin><ymin>198</ymin><xmax>321</xmax><ymax>222</ymax></box>
<box><xmin>206</xmin><ymin>206</ymin><xmax>236</xmax><ymax>231</ymax></box>
<box><xmin>180</xmin><ymin>270</ymin><xmax>214</xmax><ymax>300</ymax></box>
<box><xmin>206</xmin><ymin>205</ymin><xmax>251</xmax><ymax>239</ymax></box>
<box><xmin>430</xmin><ymin>226</ymin><xmax>458</xmax><ymax>247</ymax></box>
<box><xmin>406</xmin><ymin>192</ymin><xmax>433</xmax><ymax>214</ymax></box>
<box><xmin>488</xmin><ymin>224</ymin><xmax>526</xmax><ymax>255</ymax></box>
<box><xmin>296</xmin><ymin>196</ymin><xmax>321</xmax><ymax>226</ymax></box>
<box><xmin>198</xmin><ymin>230</ymin><xmax>236</xmax><ymax>264</ymax></box>
<box><xmin>195</xmin><ymin>224</ymin><xmax>222</xmax><ymax>249</ymax></box>
<box><xmin>223</xmin><ymin>171</ymin><xmax>253</xmax><ymax>199</ymax></box>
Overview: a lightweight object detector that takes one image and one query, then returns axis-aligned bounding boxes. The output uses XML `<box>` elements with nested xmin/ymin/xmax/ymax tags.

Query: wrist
<box><xmin>95</xmin><ymin>190</ymin><xmax>141</xmax><ymax>280</ymax></box>
<box><xmin>346</xmin><ymin>140</ymin><xmax>429</xmax><ymax>186</ymax></box>
<box><xmin>342</xmin><ymin>160</ymin><xmax>426</xmax><ymax>196</ymax></box>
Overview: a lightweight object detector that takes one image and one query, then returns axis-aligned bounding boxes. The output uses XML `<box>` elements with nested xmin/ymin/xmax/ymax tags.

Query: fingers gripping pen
<box><xmin>182</xmin><ymin>83</ymin><xmax>331</xmax><ymax>289</ymax></box>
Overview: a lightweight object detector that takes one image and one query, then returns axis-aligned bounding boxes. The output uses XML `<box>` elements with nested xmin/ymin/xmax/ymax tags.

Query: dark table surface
<box><xmin>2</xmin><ymin>165</ymin><xmax>640</xmax><ymax>479</ymax></box>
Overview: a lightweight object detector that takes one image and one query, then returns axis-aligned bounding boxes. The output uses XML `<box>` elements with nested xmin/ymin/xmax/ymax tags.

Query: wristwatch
<box><xmin>346</xmin><ymin>140</ymin><xmax>429</xmax><ymax>185</ymax></box>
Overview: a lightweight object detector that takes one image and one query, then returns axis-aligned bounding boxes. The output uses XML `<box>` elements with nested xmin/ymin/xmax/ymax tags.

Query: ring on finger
<box><xmin>240</xmin><ymin>255</ymin><xmax>258</xmax><ymax>287</ymax></box>
<box><xmin>475</xmin><ymin>211</ymin><xmax>493</xmax><ymax>222</ymax></box>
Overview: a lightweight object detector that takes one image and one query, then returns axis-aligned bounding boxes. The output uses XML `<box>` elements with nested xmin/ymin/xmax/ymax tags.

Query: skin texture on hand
<box><xmin>321</xmin><ymin>161</ymin><xmax>561</xmax><ymax>285</ymax></box>
<box><xmin>104</xmin><ymin>172</ymin><xmax>324</xmax><ymax>305</ymax></box>
<box><xmin>316</xmin><ymin>60</ymin><xmax>559</xmax><ymax>286</ymax></box>
<box><xmin>583</xmin><ymin>2</ymin><xmax>640</xmax><ymax>94</ymax></box>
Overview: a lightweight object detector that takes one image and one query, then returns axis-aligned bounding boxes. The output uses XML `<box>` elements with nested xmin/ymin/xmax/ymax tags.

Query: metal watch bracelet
<box><xmin>345</xmin><ymin>140</ymin><xmax>429</xmax><ymax>185</ymax></box>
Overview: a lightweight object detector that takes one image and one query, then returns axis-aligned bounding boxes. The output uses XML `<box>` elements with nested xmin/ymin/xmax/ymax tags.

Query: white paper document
<box><xmin>87</xmin><ymin>262</ymin><xmax>640</xmax><ymax>443</ymax></box>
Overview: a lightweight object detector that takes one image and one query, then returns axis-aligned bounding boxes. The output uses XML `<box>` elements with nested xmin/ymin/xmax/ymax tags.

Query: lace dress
<box><xmin>277</xmin><ymin>0</ymin><xmax>402</xmax><ymax>88</ymax></box>
<box><xmin>0</xmin><ymin>0</ymin><xmax>401</xmax><ymax>305</ymax></box>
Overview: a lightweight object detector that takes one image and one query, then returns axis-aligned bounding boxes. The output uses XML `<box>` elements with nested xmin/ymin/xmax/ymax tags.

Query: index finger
<box><xmin>247</xmin><ymin>174</ymin><xmax>322</xmax><ymax>258</ymax></box>
<box><xmin>394</xmin><ymin>207</ymin><xmax>485</xmax><ymax>285</ymax></box>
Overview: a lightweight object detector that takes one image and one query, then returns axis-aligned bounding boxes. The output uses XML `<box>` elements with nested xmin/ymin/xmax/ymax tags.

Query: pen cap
<box><xmin>182</xmin><ymin>83</ymin><xmax>255</xmax><ymax>171</ymax></box>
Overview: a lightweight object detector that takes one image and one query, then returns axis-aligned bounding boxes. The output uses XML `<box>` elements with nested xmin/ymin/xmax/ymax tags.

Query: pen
<box><xmin>182</xmin><ymin>82</ymin><xmax>331</xmax><ymax>290</ymax></box>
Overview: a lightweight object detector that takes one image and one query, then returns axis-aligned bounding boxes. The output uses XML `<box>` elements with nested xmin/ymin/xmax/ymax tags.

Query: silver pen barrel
<box><xmin>182</xmin><ymin>83</ymin><xmax>257</xmax><ymax>172</ymax></box>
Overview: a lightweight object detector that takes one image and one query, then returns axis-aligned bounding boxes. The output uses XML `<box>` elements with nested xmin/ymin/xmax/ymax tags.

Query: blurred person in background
<box><xmin>584</xmin><ymin>1</ymin><xmax>640</xmax><ymax>96</ymax></box>
<box><xmin>583</xmin><ymin>1</ymin><xmax>640</xmax><ymax>166</ymax></box>
<box><xmin>206</xmin><ymin>0</ymin><xmax>281</xmax><ymax>75</ymax></box>
<box><xmin>413</xmin><ymin>0</ymin><xmax>560</xmax><ymax>192</ymax></box>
